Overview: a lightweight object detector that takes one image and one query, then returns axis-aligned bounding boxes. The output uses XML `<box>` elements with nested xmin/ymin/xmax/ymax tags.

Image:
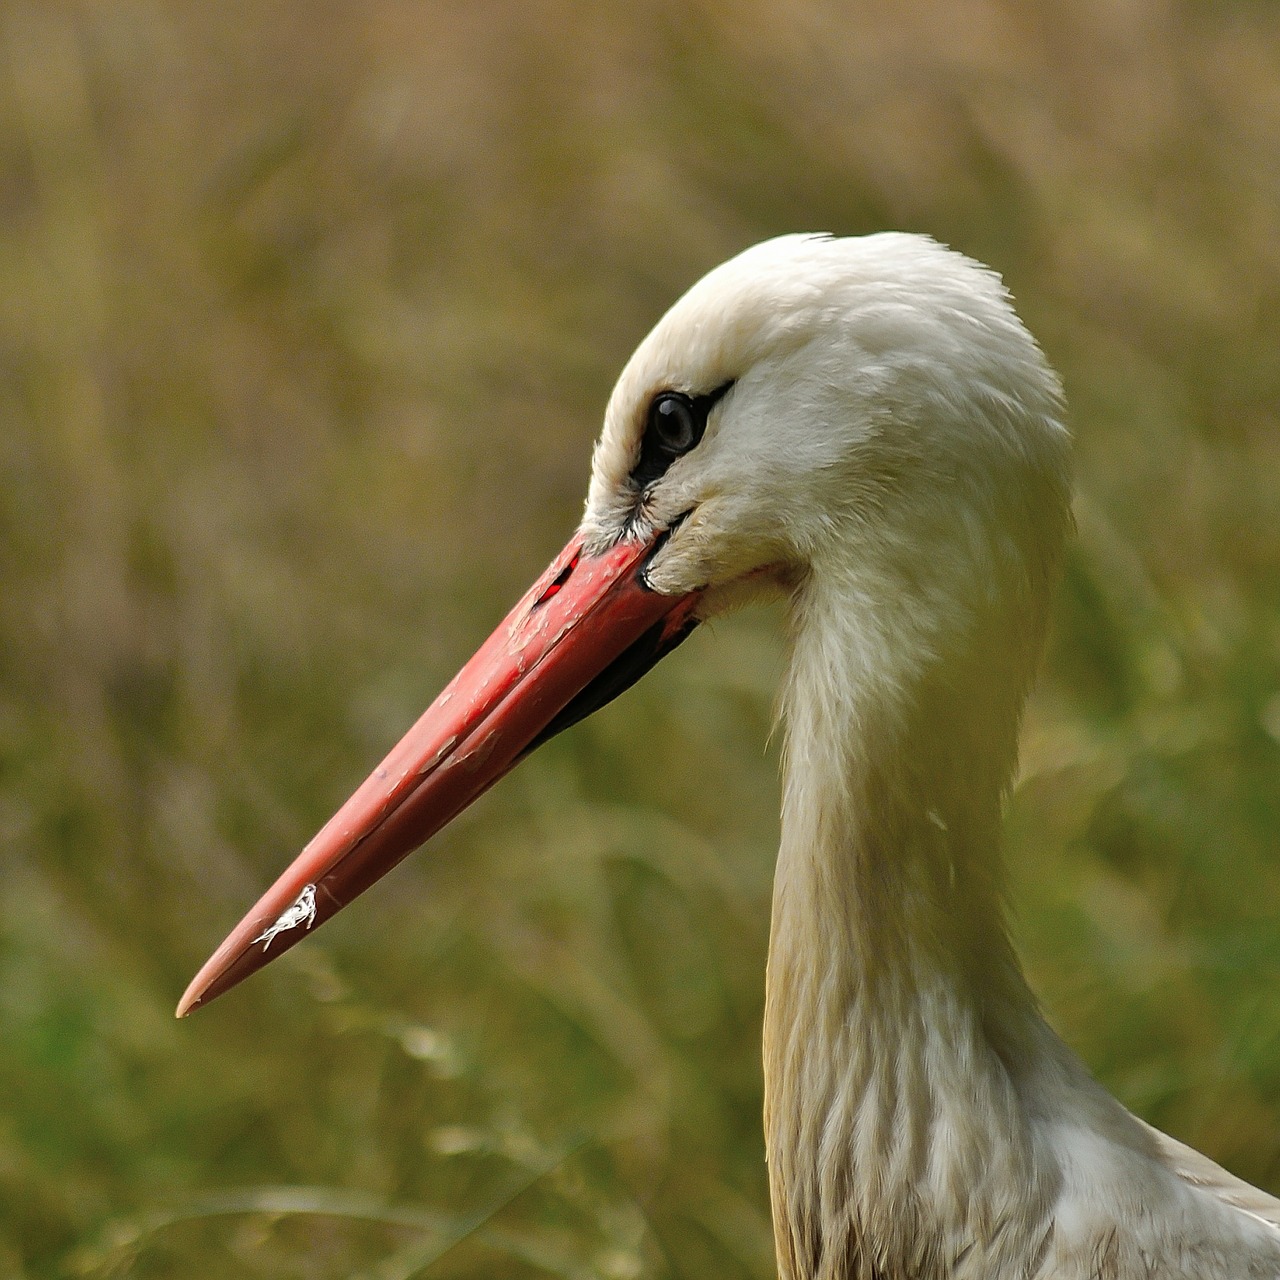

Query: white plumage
<box><xmin>586</xmin><ymin>233</ymin><xmax>1280</xmax><ymax>1279</ymax></box>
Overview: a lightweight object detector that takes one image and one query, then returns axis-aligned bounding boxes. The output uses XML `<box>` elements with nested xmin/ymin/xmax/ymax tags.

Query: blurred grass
<box><xmin>0</xmin><ymin>0</ymin><xmax>1279</xmax><ymax>1275</ymax></box>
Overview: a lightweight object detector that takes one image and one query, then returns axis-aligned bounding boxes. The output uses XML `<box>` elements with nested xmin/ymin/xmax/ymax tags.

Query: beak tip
<box><xmin>176</xmin><ymin>942</ymin><xmax>247</xmax><ymax>1020</ymax></box>
<box><xmin>175</xmin><ymin>977</ymin><xmax>207</xmax><ymax>1019</ymax></box>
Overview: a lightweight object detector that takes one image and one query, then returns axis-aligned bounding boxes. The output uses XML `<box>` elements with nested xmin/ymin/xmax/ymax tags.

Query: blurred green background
<box><xmin>2</xmin><ymin>1</ymin><xmax>1279</xmax><ymax>1276</ymax></box>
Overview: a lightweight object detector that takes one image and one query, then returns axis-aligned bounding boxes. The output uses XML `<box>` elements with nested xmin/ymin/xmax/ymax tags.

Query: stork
<box><xmin>179</xmin><ymin>234</ymin><xmax>1280</xmax><ymax>1278</ymax></box>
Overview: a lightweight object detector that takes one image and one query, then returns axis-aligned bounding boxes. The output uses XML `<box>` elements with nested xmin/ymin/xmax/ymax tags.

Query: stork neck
<box><xmin>764</xmin><ymin>567</ymin><xmax>1055</xmax><ymax>1279</ymax></box>
<box><xmin>773</xmin><ymin>564</ymin><xmax>1035</xmax><ymax>993</ymax></box>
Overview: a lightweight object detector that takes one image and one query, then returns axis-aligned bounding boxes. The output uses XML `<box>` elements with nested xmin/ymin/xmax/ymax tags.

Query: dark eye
<box><xmin>650</xmin><ymin>393</ymin><xmax>700</xmax><ymax>453</ymax></box>
<box><xmin>628</xmin><ymin>381</ymin><xmax>733</xmax><ymax>492</ymax></box>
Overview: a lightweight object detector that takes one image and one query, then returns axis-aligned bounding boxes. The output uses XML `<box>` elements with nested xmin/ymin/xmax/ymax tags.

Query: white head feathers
<box><xmin>583</xmin><ymin>233</ymin><xmax>1071</xmax><ymax>651</ymax></box>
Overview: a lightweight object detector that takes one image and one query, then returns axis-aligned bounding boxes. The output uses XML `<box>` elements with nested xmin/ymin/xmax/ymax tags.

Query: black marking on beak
<box><xmin>522</xmin><ymin>611</ymin><xmax>699</xmax><ymax>756</ymax></box>
<box><xmin>521</xmin><ymin>509</ymin><xmax>699</xmax><ymax>756</ymax></box>
<box><xmin>533</xmin><ymin>548</ymin><xmax>581</xmax><ymax>610</ymax></box>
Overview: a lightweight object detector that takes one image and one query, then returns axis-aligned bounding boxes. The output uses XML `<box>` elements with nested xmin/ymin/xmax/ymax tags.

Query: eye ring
<box><xmin>650</xmin><ymin>392</ymin><xmax>699</xmax><ymax>454</ymax></box>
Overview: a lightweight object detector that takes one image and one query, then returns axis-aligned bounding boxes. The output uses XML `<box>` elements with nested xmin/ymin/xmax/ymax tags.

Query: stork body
<box><xmin>182</xmin><ymin>235</ymin><xmax>1280</xmax><ymax>1279</ymax></box>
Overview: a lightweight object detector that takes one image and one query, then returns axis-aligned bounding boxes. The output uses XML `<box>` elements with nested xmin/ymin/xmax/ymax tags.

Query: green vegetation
<box><xmin>2</xmin><ymin>2</ymin><xmax>1279</xmax><ymax>1275</ymax></box>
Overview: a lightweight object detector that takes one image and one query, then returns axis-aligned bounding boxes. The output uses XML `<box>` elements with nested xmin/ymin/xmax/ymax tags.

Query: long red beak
<box><xmin>177</xmin><ymin>528</ymin><xmax>700</xmax><ymax>1016</ymax></box>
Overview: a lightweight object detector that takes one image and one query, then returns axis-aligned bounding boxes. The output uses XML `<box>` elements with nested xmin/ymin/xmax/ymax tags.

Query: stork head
<box><xmin>586</xmin><ymin>233</ymin><xmax>1070</xmax><ymax>633</ymax></box>
<box><xmin>178</xmin><ymin>233</ymin><xmax>1072</xmax><ymax>1015</ymax></box>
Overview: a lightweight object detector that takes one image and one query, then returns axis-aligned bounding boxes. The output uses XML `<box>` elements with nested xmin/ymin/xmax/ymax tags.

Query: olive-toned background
<box><xmin>2</xmin><ymin>2</ymin><xmax>1279</xmax><ymax>1276</ymax></box>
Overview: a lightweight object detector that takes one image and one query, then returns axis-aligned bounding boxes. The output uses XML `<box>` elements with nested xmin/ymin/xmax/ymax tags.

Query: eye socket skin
<box><xmin>629</xmin><ymin>380</ymin><xmax>734</xmax><ymax>493</ymax></box>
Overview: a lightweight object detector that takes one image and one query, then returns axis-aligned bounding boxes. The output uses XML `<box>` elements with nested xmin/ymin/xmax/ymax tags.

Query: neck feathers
<box><xmin>763</xmin><ymin>563</ymin><xmax>1058</xmax><ymax>1280</ymax></box>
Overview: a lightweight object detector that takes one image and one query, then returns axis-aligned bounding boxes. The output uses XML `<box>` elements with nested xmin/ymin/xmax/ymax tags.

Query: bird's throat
<box><xmin>763</xmin><ymin>572</ymin><xmax>1056</xmax><ymax>1280</ymax></box>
